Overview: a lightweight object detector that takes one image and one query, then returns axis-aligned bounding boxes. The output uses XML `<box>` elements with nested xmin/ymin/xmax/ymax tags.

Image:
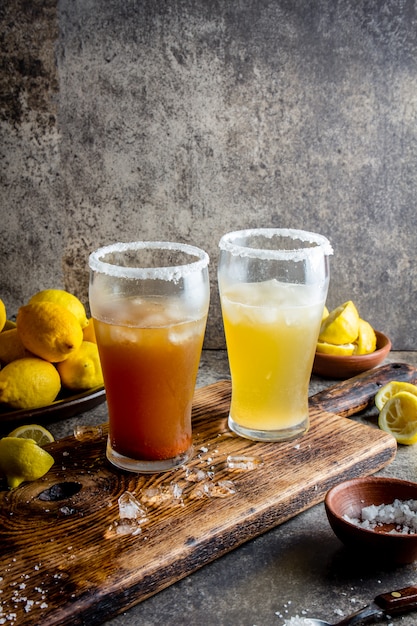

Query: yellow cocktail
<box><xmin>218</xmin><ymin>228</ymin><xmax>332</xmax><ymax>442</ymax></box>
<box><xmin>220</xmin><ymin>280</ymin><xmax>324</xmax><ymax>434</ymax></box>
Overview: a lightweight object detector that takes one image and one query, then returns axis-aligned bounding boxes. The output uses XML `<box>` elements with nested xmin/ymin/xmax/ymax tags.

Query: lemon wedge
<box><xmin>353</xmin><ymin>318</ymin><xmax>377</xmax><ymax>355</ymax></box>
<box><xmin>8</xmin><ymin>424</ymin><xmax>55</xmax><ymax>446</ymax></box>
<box><xmin>375</xmin><ymin>381</ymin><xmax>417</xmax><ymax>411</ymax></box>
<box><xmin>316</xmin><ymin>341</ymin><xmax>355</xmax><ymax>356</ymax></box>
<box><xmin>318</xmin><ymin>301</ymin><xmax>359</xmax><ymax>345</ymax></box>
<box><xmin>378</xmin><ymin>391</ymin><xmax>417</xmax><ymax>445</ymax></box>
<box><xmin>0</xmin><ymin>437</ymin><xmax>54</xmax><ymax>489</ymax></box>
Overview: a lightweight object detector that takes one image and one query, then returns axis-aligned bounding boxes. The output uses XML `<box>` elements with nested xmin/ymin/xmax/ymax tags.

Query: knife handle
<box><xmin>309</xmin><ymin>362</ymin><xmax>417</xmax><ymax>417</ymax></box>
<box><xmin>375</xmin><ymin>585</ymin><xmax>417</xmax><ymax>614</ymax></box>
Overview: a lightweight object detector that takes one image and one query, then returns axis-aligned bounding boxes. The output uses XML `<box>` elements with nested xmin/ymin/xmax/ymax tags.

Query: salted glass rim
<box><xmin>218</xmin><ymin>228</ymin><xmax>333</xmax><ymax>261</ymax></box>
<box><xmin>89</xmin><ymin>241</ymin><xmax>209</xmax><ymax>280</ymax></box>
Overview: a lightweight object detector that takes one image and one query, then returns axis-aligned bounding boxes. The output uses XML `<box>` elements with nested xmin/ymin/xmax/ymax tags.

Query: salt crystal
<box><xmin>344</xmin><ymin>498</ymin><xmax>417</xmax><ymax>533</ymax></box>
<box><xmin>226</xmin><ymin>455</ymin><xmax>263</xmax><ymax>470</ymax></box>
<box><xmin>73</xmin><ymin>425</ymin><xmax>103</xmax><ymax>441</ymax></box>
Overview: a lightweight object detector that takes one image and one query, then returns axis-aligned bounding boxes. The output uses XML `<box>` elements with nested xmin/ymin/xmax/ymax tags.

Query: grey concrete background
<box><xmin>1</xmin><ymin>0</ymin><xmax>417</xmax><ymax>349</ymax></box>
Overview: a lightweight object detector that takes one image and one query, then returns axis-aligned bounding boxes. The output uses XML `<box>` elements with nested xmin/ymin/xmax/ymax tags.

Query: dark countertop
<box><xmin>47</xmin><ymin>351</ymin><xmax>417</xmax><ymax>626</ymax></box>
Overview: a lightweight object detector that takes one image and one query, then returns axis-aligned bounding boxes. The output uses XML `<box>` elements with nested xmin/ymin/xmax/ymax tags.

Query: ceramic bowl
<box><xmin>312</xmin><ymin>330</ymin><xmax>391</xmax><ymax>379</ymax></box>
<box><xmin>325</xmin><ymin>476</ymin><xmax>417</xmax><ymax>565</ymax></box>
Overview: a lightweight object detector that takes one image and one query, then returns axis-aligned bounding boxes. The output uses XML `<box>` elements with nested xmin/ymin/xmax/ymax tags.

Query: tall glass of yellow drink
<box><xmin>89</xmin><ymin>242</ymin><xmax>210</xmax><ymax>473</ymax></box>
<box><xmin>218</xmin><ymin>229</ymin><xmax>332</xmax><ymax>442</ymax></box>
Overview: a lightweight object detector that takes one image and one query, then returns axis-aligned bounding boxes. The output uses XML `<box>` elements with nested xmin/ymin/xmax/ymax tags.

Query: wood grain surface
<box><xmin>0</xmin><ymin>364</ymin><xmax>413</xmax><ymax>626</ymax></box>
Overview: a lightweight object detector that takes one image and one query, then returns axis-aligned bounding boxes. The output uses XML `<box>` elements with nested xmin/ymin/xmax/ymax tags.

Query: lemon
<box><xmin>8</xmin><ymin>424</ymin><xmax>55</xmax><ymax>446</ymax></box>
<box><xmin>316</xmin><ymin>341</ymin><xmax>355</xmax><ymax>356</ymax></box>
<box><xmin>56</xmin><ymin>341</ymin><xmax>104</xmax><ymax>390</ymax></box>
<box><xmin>0</xmin><ymin>357</ymin><xmax>61</xmax><ymax>410</ymax></box>
<box><xmin>17</xmin><ymin>302</ymin><xmax>83</xmax><ymax>363</ymax></box>
<box><xmin>318</xmin><ymin>301</ymin><xmax>360</xmax><ymax>345</ymax></box>
<box><xmin>0</xmin><ymin>298</ymin><xmax>6</xmax><ymax>332</ymax></box>
<box><xmin>375</xmin><ymin>381</ymin><xmax>417</xmax><ymax>411</ymax></box>
<box><xmin>0</xmin><ymin>328</ymin><xmax>31</xmax><ymax>365</ymax></box>
<box><xmin>353</xmin><ymin>318</ymin><xmax>377</xmax><ymax>355</ymax></box>
<box><xmin>322</xmin><ymin>305</ymin><xmax>329</xmax><ymax>321</ymax></box>
<box><xmin>0</xmin><ymin>437</ymin><xmax>54</xmax><ymax>489</ymax></box>
<box><xmin>82</xmin><ymin>318</ymin><xmax>97</xmax><ymax>343</ymax></box>
<box><xmin>29</xmin><ymin>289</ymin><xmax>89</xmax><ymax>329</ymax></box>
<box><xmin>378</xmin><ymin>391</ymin><xmax>417</xmax><ymax>445</ymax></box>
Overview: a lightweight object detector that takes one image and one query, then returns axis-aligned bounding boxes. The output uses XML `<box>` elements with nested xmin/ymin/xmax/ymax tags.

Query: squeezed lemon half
<box><xmin>378</xmin><ymin>390</ymin><xmax>417</xmax><ymax>445</ymax></box>
<box><xmin>375</xmin><ymin>381</ymin><xmax>417</xmax><ymax>412</ymax></box>
<box><xmin>318</xmin><ymin>301</ymin><xmax>360</xmax><ymax>345</ymax></box>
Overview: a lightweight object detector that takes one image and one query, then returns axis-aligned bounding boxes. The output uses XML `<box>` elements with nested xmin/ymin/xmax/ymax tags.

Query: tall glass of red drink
<box><xmin>89</xmin><ymin>242</ymin><xmax>210</xmax><ymax>473</ymax></box>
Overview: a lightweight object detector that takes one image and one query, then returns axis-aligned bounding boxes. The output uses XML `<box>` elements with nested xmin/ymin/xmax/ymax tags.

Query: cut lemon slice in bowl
<box><xmin>316</xmin><ymin>341</ymin><xmax>355</xmax><ymax>356</ymax></box>
<box><xmin>318</xmin><ymin>300</ymin><xmax>359</xmax><ymax>345</ymax></box>
<box><xmin>375</xmin><ymin>381</ymin><xmax>417</xmax><ymax>412</ymax></box>
<box><xmin>8</xmin><ymin>423</ymin><xmax>55</xmax><ymax>446</ymax></box>
<box><xmin>378</xmin><ymin>391</ymin><xmax>417</xmax><ymax>445</ymax></box>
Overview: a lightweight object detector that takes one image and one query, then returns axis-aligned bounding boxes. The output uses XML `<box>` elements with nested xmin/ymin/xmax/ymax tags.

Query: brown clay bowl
<box><xmin>325</xmin><ymin>476</ymin><xmax>417</xmax><ymax>565</ymax></box>
<box><xmin>312</xmin><ymin>330</ymin><xmax>391</xmax><ymax>379</ymax></box>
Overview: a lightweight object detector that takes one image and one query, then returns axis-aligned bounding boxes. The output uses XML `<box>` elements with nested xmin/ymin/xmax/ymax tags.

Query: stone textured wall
<box><xmin>1</xmin><ymin>0</ymin><xmax>417</xmax><ymax>349</ymax></box>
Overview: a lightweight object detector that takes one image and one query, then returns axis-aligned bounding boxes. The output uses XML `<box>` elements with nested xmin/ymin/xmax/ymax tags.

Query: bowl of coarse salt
<box><xmin>325</xmin><ymin>476</ymin><xmax>417</xmax><ymax>565</ymax></box>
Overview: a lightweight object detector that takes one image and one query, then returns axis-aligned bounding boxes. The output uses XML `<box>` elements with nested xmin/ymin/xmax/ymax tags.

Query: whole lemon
<box><xmin>0</xmin><ymin>357</ymin><xmax>61</xmax><ymax>409</ymax></box>
<box><xmin>17</xmin><ymin>301</ymin><xmax>83</xmax><ymax>362</ymax></box>
<box><xmin>57</xmin><ymin>341</ymin><xmax>104</xmax><ymax>390</ymax></box>
<box><xmin>0</xmin><ymin>328</ymin><xmax>31</xmax><ymax>365</ymax></box>
<box><xmin>0</xmin><ymin>437</ymin><xmax>54</xmax><ymax>489</ymax></box>
<box><xmin>29</xmin><ymin>289</ymin><xmax>89</xmax><ymax>329</ymax></box>
<box><xmin>0</xmin><ymin>298</ymin><xmax>6</xmax><ymax>332</ymax></box>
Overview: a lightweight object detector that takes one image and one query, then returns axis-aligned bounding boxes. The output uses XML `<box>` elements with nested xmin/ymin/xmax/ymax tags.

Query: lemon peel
<box><xmin>0</xmin><ymin>437</ymin><xmax>54</xmax><ymax>489</ymax></box>
<box><xmin>0</xmin><ymin>357</ymin><xmax>61</xmax><ymax>410</ymax></box>
<box><xmin>375</xmin><ymin>381</ymin><xmax>417</xmax><ymax>412</ymax></box>
<box><xmin>29</xmin><ymin>289</ymin><xmax>89</xmax><ymax>329</ymax></box>
<box><xmin>378</xmin><ymin>391</ymin><xmax>417</xmax><ymax>445</ymax></box>
<box><xmin>318</xmin><ymin>300</ymin><xmax>360</xmax><ymax>345</ymax></box>
<box><xmin>17</xmin><ymin>301</ymin><xmax>83</xmax><ymax>363</ymax></box>
<box><xmin>8</xmin><ymin>424</ymin><xmax>55</xmax><ymax>446</ymax></box>
<box><xmin>57</xmin><ymin>340</ymin><xmax>104</xmax><ymax>390</ymax></box>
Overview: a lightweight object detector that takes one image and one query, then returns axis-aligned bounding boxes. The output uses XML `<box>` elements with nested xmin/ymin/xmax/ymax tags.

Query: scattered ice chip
<box><xmin>140</xmin><ymin>482</ymin><xmax>183</xmax><ymax>506</ymax></box>
<box><xmin>189</xmin><ymin>480</ymin><xmax>237</xmax><ymax>499</ymax></box>
<box><xmin>226</xmin><ymin>455</ymin><xmax>264</xmax><ymax>470</ymax></box>
<box><xmin>73</xmin><ymin>425</ymin><xmax>103</xmax><ymax>441</ymax></box>
<box><xmin>115</xmin><ymin>519</ymin><xmax>142</xmax><ymax>536</ymax></box>
<box><xmin>185</xmin><ymin>468</ymin><xmax>207</xmax><ymax>483</ymax></box>
<box><xmin>118</xmin><ymin>492</ymin><xmax>148</xmax><ymax>521</ymax></box>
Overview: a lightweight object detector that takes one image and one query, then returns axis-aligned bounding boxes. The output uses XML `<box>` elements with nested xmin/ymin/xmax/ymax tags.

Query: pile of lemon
<box><xmin>317</xmin><ymin>300</ymin><xmax>376</xmax><ymax>356</ymax></box>
<box><xmin>0</xmin><ymin>289</ymin><xmax>103</xmax><ymax>411</ymax></box>
<box><xmin>375</xmin><ymin>381</ymin><xmax>417</xmax><ymax>445</ymax></box>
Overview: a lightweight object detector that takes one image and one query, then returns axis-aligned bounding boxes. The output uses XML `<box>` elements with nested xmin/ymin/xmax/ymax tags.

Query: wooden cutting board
<box><xmin>1</xmin><ymin>362</ymin><xmax>416</xmax><ymax>626</ymax></box>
